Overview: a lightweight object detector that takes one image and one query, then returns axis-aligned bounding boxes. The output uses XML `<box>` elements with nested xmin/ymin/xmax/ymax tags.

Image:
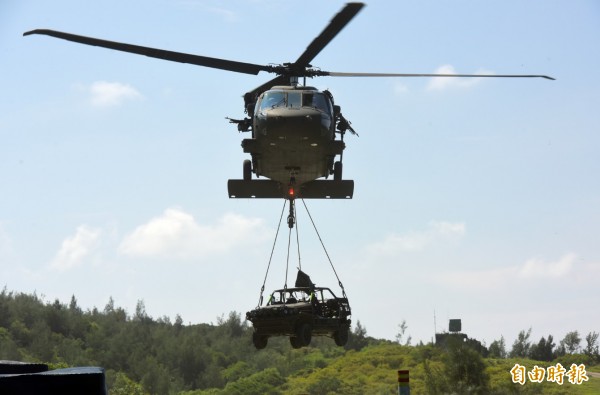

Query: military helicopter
<box><xmin>24</xmin><ymin>3</ymin><xmax>553</xmax><ymax>200</ymax></box>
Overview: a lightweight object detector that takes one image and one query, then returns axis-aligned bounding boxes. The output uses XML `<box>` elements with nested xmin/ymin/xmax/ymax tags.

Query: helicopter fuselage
<box><xmin>246</xmin><ymin>86</ymin><xmax>343</xmax><ymax>185</ymax></box>
<box><xmin>227</xmin><ymin>85</ymin><xmax>354</xmax><ymax>199</ymax></box>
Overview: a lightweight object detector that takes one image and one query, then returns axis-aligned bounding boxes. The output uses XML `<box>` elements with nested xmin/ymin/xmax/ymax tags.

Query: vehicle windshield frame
<box><xmin>266</xmin><ymin>287</ymin><xmax>336</xmax><ymax>305</ymax></box>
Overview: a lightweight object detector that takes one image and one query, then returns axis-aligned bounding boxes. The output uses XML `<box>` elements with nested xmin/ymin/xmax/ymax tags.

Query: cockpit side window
<box><xmin>287</xmin><ymin>92</ymin><xmax>301</xmax><ymax>108</ymax></box>
<box><xmin>302</xmin><ymin>92</ymin><xmax>331</xmax><ymax>113</ymax></box>
<box><xmin>302</xmin><ymin>93</ymin><xmax>313</xmax><ymax>108</ymax></box>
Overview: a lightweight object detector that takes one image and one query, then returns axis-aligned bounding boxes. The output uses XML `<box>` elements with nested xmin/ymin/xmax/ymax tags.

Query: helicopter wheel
<box><xmin>333</xmin><ymin>161</ymin><xmax>342</xmax><ymax>181</ymax></box>
<box><xmin>243</xmin><ymin>159</ymin><xmax>252</xmax><ymax>181</ymax></box>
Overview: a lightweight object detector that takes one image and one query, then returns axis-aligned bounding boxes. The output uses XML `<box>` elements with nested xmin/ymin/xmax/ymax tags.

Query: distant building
<box><xmin>435</xmin><ymin>318</ymin><xmax>467</xmax><ymax>348</ymax></box>
<box><xmin>435</xmin><ymin>318</ymin><xmax>488</xmax><ymax>356</ymax></box>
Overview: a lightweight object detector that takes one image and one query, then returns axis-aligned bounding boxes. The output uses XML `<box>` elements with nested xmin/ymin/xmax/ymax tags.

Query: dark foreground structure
<box><xmin>0</xmin><ymin>361</ymin><xmax>107</xmax><ymax>395</ymax></box>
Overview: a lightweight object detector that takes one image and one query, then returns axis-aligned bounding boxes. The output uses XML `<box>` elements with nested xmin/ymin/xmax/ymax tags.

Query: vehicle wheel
<box><xmin>289</xmin><ymin>336</ymin><xmax>303</xmax><ymax>349</ymax></box>
<box><xmin>243</xmin><ymin>159</ymin><xmax>252</xmax><ymax>181</ymax></box>
<box><xmin>333</xmin><ymin>161</ymin><xmax>342</xmax><ymax>181</ymax></box>
<box><xmin>252</xmin><ymin>332</ymin><xmax>268</xmax><ymax>350</ymax></box>
<box><xmin>334</xmin><ymin>327</ymin><xmax>348</xmax><ymax>347</ymax></box>
<box><xmin>296</xmin><ymin>323</ymin><xmax>312</xmax><ymax>347</ymax></box>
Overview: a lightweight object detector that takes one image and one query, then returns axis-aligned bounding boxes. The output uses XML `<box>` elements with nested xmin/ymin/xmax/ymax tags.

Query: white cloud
<box><xmin>119</xmin><ymin>208</ymin><xmax>269</xmax><ymax>260</ymax></box>
<box><xmin>431</xmin><ymin>221</ymin><xmax>466</xmax><ymax>237</ymax></box>
<box><xmin>89</xmin><ymin>81</ymin><xmax>143</xmax><ymax>107</ymax></box>
<box><xmin>365</xmin><ymin>220</ymin><xmax>466</xmax><ymax>255</ymax></box>
<box><xmin>437</xmin><ymin>253</ymin><xmax>587</xmax><ymax>290</ymax></box>
<box><xmin>517</xmin><ymin>253</ymin><xmax>576</xmax><ymax>279</ymax></box>
<box><xmin>51</xmin><ymin>225</ymin><xmax>101</xmax><ymax>271</ymax></box>
<box><xmin>426</xmin><ymin>65</ymin><xmax>493</xmax><ymax>91</ymax></box>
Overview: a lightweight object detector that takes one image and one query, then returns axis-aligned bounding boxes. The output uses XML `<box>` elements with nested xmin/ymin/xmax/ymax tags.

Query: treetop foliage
<box><xmin>0</xmin><ymin>288</ymin><xmax>597</xmax><ymax>394</ymax></box>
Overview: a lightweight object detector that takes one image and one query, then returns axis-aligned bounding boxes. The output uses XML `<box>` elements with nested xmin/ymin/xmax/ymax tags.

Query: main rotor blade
<box><xmin>24</xmin><ymin>29</ymin><xmax>270</xmax><ymax>75</ymax></box>
<box><xmin>326</xmin><ymin>71</ymin><xmax>555</xmax><ymax>80</ymax></box>
<box><xmin>294</xmin><ymin>2</ymin><xmax>365</xmax><ymax>67</ymax></box>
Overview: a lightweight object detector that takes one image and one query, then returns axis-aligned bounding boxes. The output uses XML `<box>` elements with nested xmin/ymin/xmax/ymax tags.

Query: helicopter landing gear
<box><xmin>333</xmin><ymin>161</ymin><xmax>342</xmax><ymax>181</ymax></box>
<box><xmin>243</xmin><ymin>159</ymin><xmax>252</xmax><ymax>181</ymax></box>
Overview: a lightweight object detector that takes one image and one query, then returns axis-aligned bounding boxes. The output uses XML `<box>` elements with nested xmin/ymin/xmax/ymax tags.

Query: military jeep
<box><xmin>246</xmin><ymin>286</ymin><xmax>351</xmax><ymax>349</ymax></box>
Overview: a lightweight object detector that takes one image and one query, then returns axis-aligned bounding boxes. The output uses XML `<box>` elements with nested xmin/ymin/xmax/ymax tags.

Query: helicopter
<box><xmin>24</xmin><ymin>2</ymin><xmax>553</xmax><ymax>200</ymax></box>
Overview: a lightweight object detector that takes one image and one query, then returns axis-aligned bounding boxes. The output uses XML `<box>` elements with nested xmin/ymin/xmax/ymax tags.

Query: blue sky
<box><xmin>1</xmin><ymin>0</ymin><xmax>599</xmax><ymax>348</ymax></box>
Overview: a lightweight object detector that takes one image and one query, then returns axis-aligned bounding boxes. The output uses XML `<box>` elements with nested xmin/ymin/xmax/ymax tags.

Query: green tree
<box><xmin>174</xmin><ymin>314</ymin><xmax>184</xmax><ymax>337</ymax></box>
<box><xmin>140</xmin><ymin>356</ymin><xmax>171</xmax><ymax>395</ymax></box>
<box><xmin>104</xmin><ymin>296</ymin><xmax>115</xmax><ymax>314</ymax></box>
<box><xmin>217</xmin><ymin>311</ymin><xmax>245</xmax><ymax>338</ymax></box>
<box><xmin>488</xmin><ymin>336</ymin><xmax>506</xmax><ymax>358</ymax></box>
<box><xmin>395</xmin><ymin>319</ymin><xmax>412</xmax><ymax>346</ymax></box>
<box><xmin>509</xmin><ymin>328</ymin><xmax>531</xmax><ymax>358</ymax></box>
<box><xmin>178</xmin><ymin>335</ymin><xmax>208</xmax><ymax>387</ymax></box>
<box><xmin>10</xmin><ymin>319</ymin><xmax>32</xmax><ymax>347</ymax></box>
<box><xmin>345</xmin><ymin>320</ymin><xmax>368</xmax><ymax>351</ymax></box>
<box><xmin>0</xmin><ymin>287</ymin><xmax>11</xmax><ymax>328</ymax></box>
<box><xmin>46</xmin><ymin>299</ymin><xmax>68</xmax><ymax>336</ymax></box>
<box><xmin>69</xmin><ymin>295</ymin><xmax>82</xmax><ymax>314</ymax></box>
<box><xmin>0</xmin><ymin>327</ymin><xmax>21</xmax><ymax>360</ymax></box>
<box><xmin>528</xmin><ymin>335</ymin><xmax>555</xmax><ymax>361</ymax></box>
<box><xmin>443</xmin><ymin>337</ymin><xmax>490</xmax><ymax>394</ymax></box>
<box><xmin>424</xmin><ymin>337</ymin><xmax>489</xmax><ymax>394</ymax></box>
<box><xmin>584</xmin><ymin>331</ymin><xmax>599</xmax><ymax>362</ymax></box>
<box><xmin>221</xmin><ymin>367</ymin><xmax>284</xmax><ymax>395</ymax></box>
<box><xmin>423</xmin><ymin>359</ymin><xmax>448</xmax><ymax>394</ymax></box>
<box><xmin>307</xmin><ymin>375</ymin><xmax>342</xmax><ymax>395</ymax></box>
<box><xmin>111</xmin><ymin>372</ymin><xmax>148</xmax><ymax>395</ymax></box>
<box><xmin>561</xmin><ymin>330</ymin><xmax>581</xmax><ymax>354</ymax></box>
<box><xmin>134</xmin><ymin>300</ymin><xmax>149</xmax><ymax>323</ymax></box>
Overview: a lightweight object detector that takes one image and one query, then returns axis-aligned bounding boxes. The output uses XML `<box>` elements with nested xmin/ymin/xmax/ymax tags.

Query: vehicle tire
<box><xmin>289</xmin><ymin>336</ymin><xmax>303</xmax><ymax>349</ymax></box>
<box><xmin>296</xmin><ymin>323</ymin><xmax>312</xmax><ymax>347</ymax></box>
<box><xmin>333</xmin><ymin>161</ymin><xmax>342</xmax><ymax>181</ymax></box>
<box><xmin>333</xmin><ymin>326</ymin><xmax>348</xmax><ymax>347</ymax></box>
<box><xmin>252</xmin><ymin>332</ymin><xmax>268</xmax><ymax>350</ymax></box>
<box><xmin>243</xmin><ymin>159</ymin><xmax>252</xmax><ymax>181</ymax></box>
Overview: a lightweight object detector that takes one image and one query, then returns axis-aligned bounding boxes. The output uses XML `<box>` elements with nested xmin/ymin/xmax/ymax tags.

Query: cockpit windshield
<box><xmin>259</xmin><ymin>90</ymin><xmax>331</xmax><ymax>113</ymax></box>
<box><xmin>260</xmin><ymin>91</ymin><xmax>286</xmax><ymax>110</ymax></box>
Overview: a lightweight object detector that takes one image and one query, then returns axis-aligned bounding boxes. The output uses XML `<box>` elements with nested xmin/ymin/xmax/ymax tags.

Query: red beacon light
<box><xmin>288</xmin><ymin>186</ymin><xmax>295</xmax><ymax>199</ymax></box>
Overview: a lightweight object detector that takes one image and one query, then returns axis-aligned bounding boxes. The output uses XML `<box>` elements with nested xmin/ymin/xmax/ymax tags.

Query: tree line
<box><xmin>487</xmin><ymin>327</ymin><xmax>599</xmax><ymax>363</ymax></box>
<box><xmin>0</xmin><ymin>288</ymin><xmax>377</xmax><ymax>394</ymax></box>
<box><xmin>0</xmin><ymin>288</ymin><xmax>597</xmax><ymax>394</ymax></box>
